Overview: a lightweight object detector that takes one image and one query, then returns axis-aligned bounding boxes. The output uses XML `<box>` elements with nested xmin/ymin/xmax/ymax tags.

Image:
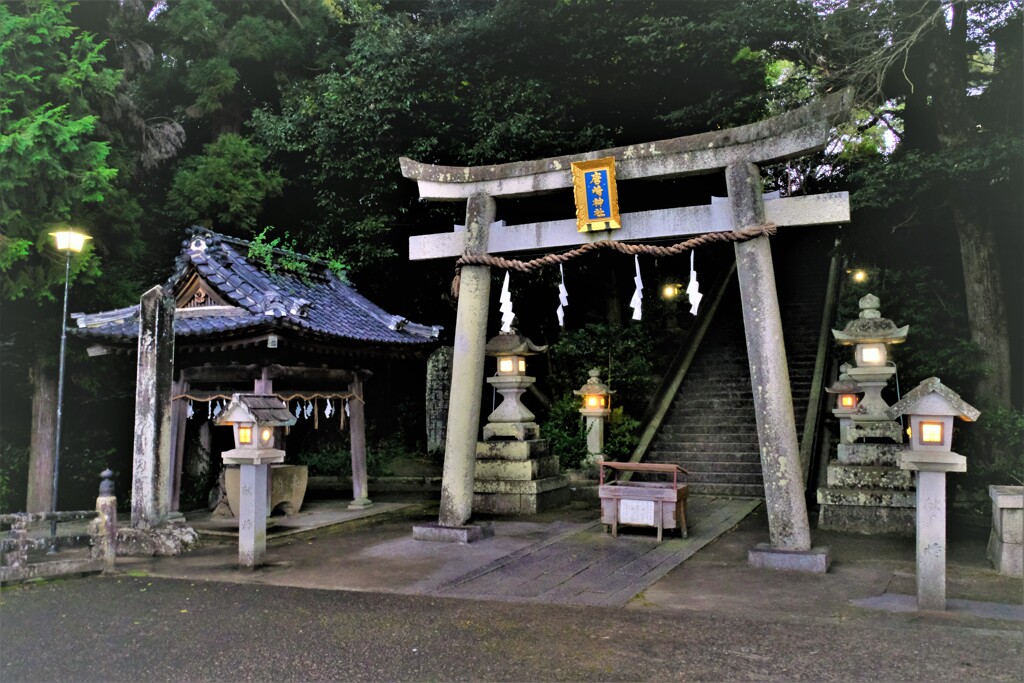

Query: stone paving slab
<box><xmin>432</xmin><ymin>496</ymin><xmax>761</xmax><ymax>606</ymax></box>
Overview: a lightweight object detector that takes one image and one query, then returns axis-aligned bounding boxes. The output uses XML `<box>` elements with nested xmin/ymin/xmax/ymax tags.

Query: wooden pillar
<box><xmin>727</xmin><ymin>162</ymin><xmax>812</xmax><ymax>552</ymax></box>
<box><xmin>169</xmin><ymin>377</ymin><xmax>188</xmax><ymax>512</ymax></box>
<box><xmin>131</xmin><ymin>286</ymin><xmax>176</xmax><ymax>529</ymax></box>
<box><xmin>26</xmin><ymin>358</ymin><xmax>56</xmax><ymax>513</ymax></box>
<box><xmin>348</xmin><ymin>371</ymin><xmax>371</xmax><ymax>509</ymax></box>
<box><xmin>438</xmin><ymin>193</ymin><xmax>494</xmax><ymax>528</ymax></box>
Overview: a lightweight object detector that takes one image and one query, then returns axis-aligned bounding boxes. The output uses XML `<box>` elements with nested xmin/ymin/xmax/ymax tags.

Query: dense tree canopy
<box><xmin>1</xmin><ymin>0</ymin><xmax>1020</xmax><ymax>509</ymax></box>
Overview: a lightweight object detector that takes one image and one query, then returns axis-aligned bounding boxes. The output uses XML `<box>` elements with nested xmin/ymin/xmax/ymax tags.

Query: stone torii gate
<box><xmin>404</xmin><ymin>90</ymin><xmax>853</xmax><ymax>569</ymax></box>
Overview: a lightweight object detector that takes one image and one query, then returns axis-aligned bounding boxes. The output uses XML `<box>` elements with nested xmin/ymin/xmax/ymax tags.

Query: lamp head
<box><xmin>50</xmin><ymin>229</ymin><xmax>91</xmax><ymax>253</ymax></box>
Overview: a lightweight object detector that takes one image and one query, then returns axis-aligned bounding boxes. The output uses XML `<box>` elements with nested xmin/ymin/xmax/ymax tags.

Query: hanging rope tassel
<box><xmin>314</xmin><ymin>398</ymin><xmax>319</xmax><ymax>430</ymax></box>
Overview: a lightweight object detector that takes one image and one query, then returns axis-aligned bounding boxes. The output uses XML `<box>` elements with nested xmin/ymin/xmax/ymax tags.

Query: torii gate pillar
<box><xmin>728</xmin><ymin>163</ymin><xmax>828</xmax><ymax>570</ymax></box>
<box><xmin>425</xmin><ymin>194</ymin><xmax>494</xmax><ymax>534</ymax></box>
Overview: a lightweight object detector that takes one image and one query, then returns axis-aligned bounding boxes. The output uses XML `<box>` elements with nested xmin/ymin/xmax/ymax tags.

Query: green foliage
<box><xmin>167</xmin><ymin>133</ymin><xmax>283</xmax><ymax>232</ymax></box>
<box><xmin>0</xmin><ymin>444</ymin><xmax>29</xmax><ymax>513</ymax></box>
<box><xmin>292</xmin><ymin>433</ymin><xmax>406</xmax><ymax>477</ymax></box>
<box><xmin>544</xmin><ymin>395</ymin><xmax>589</xmax><ymax>471</ymax></box>
<box><xmin>0</xmin><ymin>0</ymin><xmax>117</xmax><ymax>302</ymax></box>
<box><xmin>960</xmin><ymin>404</ymin><xmax>1024</xmax><ymax>485</ymax></box>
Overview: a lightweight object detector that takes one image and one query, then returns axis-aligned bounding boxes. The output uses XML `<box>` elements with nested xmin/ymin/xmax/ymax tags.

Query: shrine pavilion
<box><xmin>69</xmin><ymin>227</ymin><xmax>440</xmax><ymax>517</ymax></box>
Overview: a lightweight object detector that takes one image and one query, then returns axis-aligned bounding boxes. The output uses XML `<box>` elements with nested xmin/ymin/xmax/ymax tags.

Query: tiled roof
<box><xmin>72</xmin><ymin>228</ymin><xmax>441</xmax><ymax>348</ymax></box>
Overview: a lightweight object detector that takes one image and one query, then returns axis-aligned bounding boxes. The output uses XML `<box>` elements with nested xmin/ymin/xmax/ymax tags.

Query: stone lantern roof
<box><xmin>484</xmin><ymin>330</ymin><xmax>548</xmax><ymax>356</ymax></box>
<box><xmin>886</xmin><ymin>377</ymin><xmax>981</xmax><ymax>422</ymax></box>
<box><xmin>832</xmin><ymin>294</ymin><xmax>909</xmax><ymax>345</ymax></box>
<box><xmin>217</xmin><ymin>394</ymin><xmax>297</xmax><ymax>427</ymax></box>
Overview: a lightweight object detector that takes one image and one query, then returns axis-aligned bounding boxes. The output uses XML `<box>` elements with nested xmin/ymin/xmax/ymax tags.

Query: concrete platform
<box><xmin>114</xmin><ymin>495</ymin><xmax>759</xmax><ymax>607</ymax></box>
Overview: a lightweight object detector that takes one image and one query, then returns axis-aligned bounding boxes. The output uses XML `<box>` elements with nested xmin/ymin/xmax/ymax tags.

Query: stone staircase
<box><xmin>642</xmin><ymin>233</ymin><xmax>832</xmax><ymax>497</ymax></box>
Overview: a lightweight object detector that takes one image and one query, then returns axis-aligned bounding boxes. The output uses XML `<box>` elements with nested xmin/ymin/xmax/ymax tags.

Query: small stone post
<box><xmin>437</xmin><ymin>193</ymin><xmax>494</xmax><ymax>528</ymax></box>
<box><xmin>94</xmin><ymin>469</ymin><xmax>118</xmax><ymax>573</ymax></box>
<box><xmin>131</xmin><ymin>286</ymin><xmax>176</xmax><ymax>529</ymax></box>
<box><xmin>914</xmin><ymin>470</ymin><xmax>948</xmax><ymax>610</ymax></box>
<box><xmin>238</xmin><ymin>462</ymin><xmax>270</xmax><ymax>568</ymax></box>
<box><xmin>348</xmin><ymin>371</ymin><xmax>372</xmax><ymax>510</ymax></box>
<box><xmin>727</xmin><ymin>163</ymin><xmax>825</xmax><ymax>571</ymax></box>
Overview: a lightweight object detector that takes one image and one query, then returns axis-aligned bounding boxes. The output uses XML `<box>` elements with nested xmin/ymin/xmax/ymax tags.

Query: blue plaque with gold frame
<box><xmin>571</xmin><ymin>157</ymin><xmax>621</xmax><ymax>232</ymax></box>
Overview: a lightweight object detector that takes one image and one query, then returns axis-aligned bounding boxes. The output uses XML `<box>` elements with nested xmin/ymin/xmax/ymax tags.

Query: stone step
<box><xmin>817</xmin><ymin>504</ymin><xmax>915</xmax><ymax>535</ymax></box>
<box><xmin>646</xmin><ymin>451</ymin><xmax>761</xmax><ymax>465</ymax></box>
<box><xmin>683</xmin><ymin>471</ymin><xmax>764</xmax><ymax>485</ymax></box>
<box><xmin>825</xmin><ymin>464</ymin><xmax>914</xmax><ymax>490</ymax></box>
<box><xmin>686</xmin><ymin>482</ymin><xmax>765</xmax><ymax>497</ymax></box>
<box><xmin>653</xmin><ymin>428</ymin><xmax>758</xmax><ymax>442</ymax></box>
<box><xmin>647</xmin><ymin>443</ymin><xmax>761</xmax><ymax>457</ymax></box>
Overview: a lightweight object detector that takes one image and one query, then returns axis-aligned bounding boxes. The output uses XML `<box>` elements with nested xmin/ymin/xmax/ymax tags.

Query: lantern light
<box><xmin>497</xmin><ymin>355</ymin><xmax>527</xmax><ymax>376</ymax></box>
<box><xmin>50</xmin><ymin>228</ymin><xmax>92</xmax><ymax>253</ymax></box>
<box><xmin>661</xmin><ymin>283</ymin><xmax>682</xmax><ymax>300</ymax></box>
<box><xmin>260</xmin><ymin>427</ymin><xmax>274</xmax><ymax>446</ymax></box>
<box><xmin>852</xmin><ymin>269</ymin><xmax>867</xmax><ymax>283</ymax></box>
<box><xmin>919</xmin><ymin>421</ymin><xmax>944</xmax><ymax>445</ymax></box>
<box><xmin>238</xmin><ymin>426</ymin><xmax>253</xmax><ymax>445</ymax></box>
<box><xmin>855</xmin><ymin>342</ymin><xmax>887</xmax><ymax>367</ymax></box>
<box><xmin>838</xmin><ymin>393</ymin><xmax>859</xmax><ymax>409</ymax></box>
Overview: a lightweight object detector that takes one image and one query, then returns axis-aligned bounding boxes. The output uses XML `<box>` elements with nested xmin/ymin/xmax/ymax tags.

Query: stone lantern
<box><xmin>472</xmin><ymin>331</ymin><xmax>569</xmax><ymax>516</ymax></box>
<box><xmin>574</xmin><ymin>368</ymin><xmax>615</xmax><ymax>463</ymax></box>
<box><xmin>217</xmin><ymin>394</ymin><xmax>296</xmax><ymax>568</ymax></box>
<box><xmin>831</xmin><ymin>294</ymin><xmax>908</xmax><ymax>441</ymax></box>
<box><xmin>818</xmin><ymin>296</ymin><xmax>914</xmax><ymax>535</ymax></box>
<box><xmin>482</xmin><ymin>331</ymin><xmax>547</xmax><ymax>441</ymax></box>
<box><xmin>887</xmin><ymin>377</ymin><xmax>980</xmax><ymax>610</ymax></box>
<box><xmin>825</xmin><ymin>366</ymin><xmax>863</xmax><ymax>417</ymax></box>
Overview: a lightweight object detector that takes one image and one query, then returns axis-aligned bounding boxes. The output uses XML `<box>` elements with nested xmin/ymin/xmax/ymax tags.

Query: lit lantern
<box><xmin>574</xmin><ymin>369</ymin><xmax>615</xmax><ymax>461</ymax></box>
<box><xmin>661</xmin><ymin>283</ymin><xmax>682</xmax><ymax>300</ymax></box>
<box><xmin>575</xmin><ymin>368</ymin><xmax>614</xmax><ymax>415</ymax></box>
<box><xmin>482</xmin><ymin>331</ymin><xmax>548</xmax><ymax>441</ymax></box>
<box><xmin>825</xmin><ymin>375</ymin><xmax>863</xmax><ymax>416</ymax></box>
<box><xmin>217</xmin><ymin>394</ymin><xmax>295</xmax><ymax>462</ymax></box>
<box><xmin>831</xmin><ymin>294</ymin><xmax>908</xmax><ymax>422</ymax></box>
<box><xmin>887</xmin><ymin>376</ymin><xmax>980</xmax><ymax>457</ymax></box>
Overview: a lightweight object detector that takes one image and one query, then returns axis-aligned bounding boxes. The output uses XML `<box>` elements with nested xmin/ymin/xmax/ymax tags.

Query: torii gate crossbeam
<box><xmin>404</xmin><ymin>90</ymin><xmax>852</xmax><ymax>570</ymax></box>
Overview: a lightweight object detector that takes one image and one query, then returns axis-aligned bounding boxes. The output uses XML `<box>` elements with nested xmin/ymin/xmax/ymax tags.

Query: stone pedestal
<box><xmin>238</xmin><ymin>463</ymin><xmax>270</xmax><ymax>569</ymax></box>
<box><xmin>818</xmin><ymin>442</ymin><xmax>916</xmax><ymax>535</ymax></box>
<box><xmin>898</xmin><ymin>449</ymin><xmax>966</xmax><ymax>611</ymax></box>
<box><xmin>987</xmin><ymin>485</ymin><xmax>1023</xmax><ymax>577</ymax></box>
<box><xmin>473</xmin><ymin>439</ymin><xmax>569</xmax><ymax>514</ymax></box>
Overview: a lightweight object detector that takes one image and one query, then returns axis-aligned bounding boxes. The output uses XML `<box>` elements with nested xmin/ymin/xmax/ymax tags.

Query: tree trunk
<box><xmin>955</xmin><ymin>209</ymin><xmax>1012</xmax><ymax>406</ymax></box>
<box><xmin>26</xmin><ymin>356</ymin><xmax>56</xmax><ymax>513</ymax></box>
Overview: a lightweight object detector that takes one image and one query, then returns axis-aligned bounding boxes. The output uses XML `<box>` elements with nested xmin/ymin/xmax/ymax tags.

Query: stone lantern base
<box><xmin>473</xmin><ymin>439</ymin><xmax>569</xmax><ymax>515</ymax></box>
<box><xmin>817</xmin><ymin>442</ymin><xmax>916</xmax><ymax>535</ymax></box>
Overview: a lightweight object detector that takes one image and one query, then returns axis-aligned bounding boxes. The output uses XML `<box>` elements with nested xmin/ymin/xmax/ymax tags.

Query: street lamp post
<box><xmin>47</xmin><ymin>229</ymin><xmax>90</xmax><ymax>550</ymax></box>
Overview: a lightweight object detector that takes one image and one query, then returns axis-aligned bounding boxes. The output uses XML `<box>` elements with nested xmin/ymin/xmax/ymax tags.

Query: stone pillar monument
<box><xmin>131</xmin><ymin>286</ymin><xmax>176</xmax><ymax>529</ymax></box>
